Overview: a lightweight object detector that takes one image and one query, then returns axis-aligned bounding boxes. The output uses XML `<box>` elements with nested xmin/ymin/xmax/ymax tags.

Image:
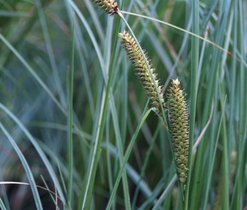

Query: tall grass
<box><xmin>0</xmin><ymin>0</ymin><xmax>246</xmax><ymax>209</ymax></box>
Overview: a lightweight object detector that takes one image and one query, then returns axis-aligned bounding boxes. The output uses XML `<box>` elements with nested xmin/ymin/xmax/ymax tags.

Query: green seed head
<box><xmin>94</xmin><ymin>0</ymin><xmax>118</xmax><ymax>15</ymax></box>
<box><xmin>167</xmin><ymin>78</ymin><xmax>189</xmax><ymax>185</ymax></box>
<box><xmin>119</xmin><ymin>31</ymin><xmax>165</xmax><ymax>117</ymax></box>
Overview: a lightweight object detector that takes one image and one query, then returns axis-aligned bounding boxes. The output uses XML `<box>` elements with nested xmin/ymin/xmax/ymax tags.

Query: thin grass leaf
<box><xmin>66</xmin><ymin>13</ymin><xmax>76</xmax><ymax>208</ymax></box>
<box><xmin>151</xmin><ymin>175</ymin><xmax>177</xmax><ymax>210</ymax></box>
<box><xmin>106</xmin><ymin>108</ymin><xmax>152</xmax><ymax>209</ymax></box>
<box><xmin>0</xmin><ymin>34</ymin><xmax>65</xmax><ymax>114</ymax></box>
<box><xmin>0</xmin><ymin>103</ymin><xmax>66</xmax><ymax>202</ymax></box>
<box><xmin>0</xmin><ymin>123</ymin><xmax>43</xmax><ymax>210</ymax></box>
<box><xmin>189</xmin><ymin>1</ymin><xmax>231</xmax><ymax>209</ymax></box>
<box><xmin>35</xmin><ymin>0</ymin><xmax>66</xmax><ymax>107</ymax></box>
<box><xmin>184</xmin><ymin>0</ymin><xmax>199</xmax><ymax>208</ymax></box>
<box><xmin>0</xmin><ymin>198</ymin><xmax>7</xmax><ymax>210</ymax></box>
<box><xmin>40</xmin><ymin>175</ymin><xmax>62</xmax><ymax>210</ymax></box>
<box><xmin>231</xmin><ymin>1</ymin><xmax>247</xmax><ymax>209</ymax></box>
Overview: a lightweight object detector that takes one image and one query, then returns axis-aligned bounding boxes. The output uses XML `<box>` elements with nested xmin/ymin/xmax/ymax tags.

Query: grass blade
<box><xmin>0</xmin><ymin>123</ymin><xmax>43</xmax><ymax>210</ymax></box>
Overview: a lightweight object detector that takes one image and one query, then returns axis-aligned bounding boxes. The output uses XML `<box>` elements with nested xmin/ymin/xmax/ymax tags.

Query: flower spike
<box><xmin>119</xmin><ymin>31</ymin><xmax>165</xmax><ymax>117</ymax></box>
<box><xmin>167</xmin><ymin>79</ymin><xmax>189</xmax><ymax>185</ymax></box>
<box><xmin>94</xmin><ymin>0</ymin><xmax>118</xmax><ymax>15</ymax></box>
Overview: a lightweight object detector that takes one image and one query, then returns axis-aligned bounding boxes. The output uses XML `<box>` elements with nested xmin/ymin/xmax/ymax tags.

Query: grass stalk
<box><xmin>67</xmin><ymin>13</ymin><xmax>75</xmax><ymax>207</ymax></box>
<box><xmin>184</xmin><ymin>0</ymin><xmax>199</xmax><ymax>209</ymax></box>
<box><xmin>219</xmin><ymin>81</ymin><xmax>229</xmax><ymax>210</ymax></box>
<box><xmin>231</xmin><ymin>0</ymin><xmax>246</xmax><ymax>208</ymax></box>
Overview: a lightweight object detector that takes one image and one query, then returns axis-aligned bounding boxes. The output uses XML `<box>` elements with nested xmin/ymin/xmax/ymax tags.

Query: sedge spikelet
<box><xmin>119</xmin><ymin>31</ymin><xmax>165</xmax><ymax>117</ymax></box>
<box><xmin>94</xmin><ymin>0</ymin><xmax>118</xmax><ymax>15</ymax></box>
<box><xmin>167</xmin><ymin>79</ymin><xmax>189</xmax><ymax>184</ymax></box>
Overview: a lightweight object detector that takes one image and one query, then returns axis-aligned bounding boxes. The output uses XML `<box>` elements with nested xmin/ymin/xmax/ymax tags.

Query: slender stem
<box><xmin>184</xmin><ymin>0</ymin><xmax>199</xmax><ymax>209</ymax></box>
<box><xmin>67</xmin><ymin>13</ymin><xmax>75</xmax><ymax>207</ymax></box>
<box><xmin>119</xmin><ymin>10</ymin><xmax>236</xmax><ymax>59</ymax></box>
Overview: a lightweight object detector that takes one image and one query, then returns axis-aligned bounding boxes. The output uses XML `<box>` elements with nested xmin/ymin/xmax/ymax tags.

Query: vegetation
<box><xmin>0</xmin><ymin>0</ymin><xmax>246</xmax><ymax>209</ymax></box>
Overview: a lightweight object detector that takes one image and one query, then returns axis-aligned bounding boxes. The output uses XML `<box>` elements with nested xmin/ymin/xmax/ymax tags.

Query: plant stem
<box><xmin>184</xmin><ymin>0</ymin><xmax>199</xmax><ymax>209</ymax></box>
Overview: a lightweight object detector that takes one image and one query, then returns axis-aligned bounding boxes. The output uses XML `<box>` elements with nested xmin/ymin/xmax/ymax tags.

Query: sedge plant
<box><xmin>94</xmin><ymin>0</ymin><xmax>190</xmax><ymax>205</ymax></box>
<box><xmin>0</xmin><ymin>0</ymin><xmax>246</xmax><ymax>209</ymax></box>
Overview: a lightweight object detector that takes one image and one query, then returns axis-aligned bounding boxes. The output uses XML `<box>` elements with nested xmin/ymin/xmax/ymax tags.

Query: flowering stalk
<box><xmin>94</xmin><ymin>0</ymin><xmax>119</xmax><ymax>15</ymax></box>
<box><xmin>167</xmin><ymin>79</ymin><xmax>189</xmax><ymax>186</ymax></box>
<box><xmin>119</xmin><ymin>31</ymin><xmax>165</xmax><ymax>117</ymax></box>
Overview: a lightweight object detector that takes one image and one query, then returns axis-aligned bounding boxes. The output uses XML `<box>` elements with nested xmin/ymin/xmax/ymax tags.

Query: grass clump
<box><xmin>0</xmin><ymin>0</ymin><xmax>246</xmax><ymax>209</ymax></box>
